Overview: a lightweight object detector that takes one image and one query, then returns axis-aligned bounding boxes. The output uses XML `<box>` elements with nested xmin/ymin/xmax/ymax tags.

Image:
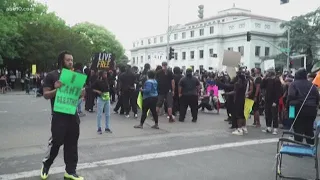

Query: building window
<box><xmin>148</xmin><ymin>55</ymin><xmax>151</xmax><ymax>60</ymax></box>
<box><xmin>238</xmin><ymin>46</ymin><xmax>244</xmax><ymax>56</ymax></box>
<box><xmin>182</xmin><ymin>32</ymin><xmax>186</xmax><ymax>39</ymax></box>
<box><xmin>255</xmin><ymin>46</ymin><xmax>261</xmax><ymax>56</ymax></box>
<box><xmin>174</xmin><ymin>53</ymin><xmax>178</xmax><ymax>60</ymax></box>
<box><xmin>255</xmin><ymin>63</ymin><xmax>260</xmax><ymax>68</ymax></box>
<box><xmin>182</xmin><ymin>52</ymin><xmax>186</xmax><ymax>60</ymax></box>
<box><xmin>154</xmin><ymin>38</ymin><xmax>157</xmax><ymax>43</ymax></box>
<box><xmin>133</xmin><ymin>57</ymin><xmax>135</xmax><ymax>64</ymax></box>
<box><xmin>265</xmin><ymin>47</ymin><xmax>270</xmax><ymax>56</ymax></box>
<box><xmin>190</xmin><ymin>30</ymin><xmax>194</xmax><ymax>37</ymax></box>
<box><xmin>141</xmin><ymin>40</ymin><xmax>143</xmax><ymax>45</ymax></box>
<box><xmin>190</xmin><ymin>51</ymin><xmax>194</xmax><ymax>59</ymax></box>
<box><xmin>160</xmin><ymin>36</ymin><xmax>163</xmax><ymax>42</ymax></box>
<box><xmin>133</xmin><ymin>43</ymin><xmax>135</xmax><ymax>47</ymax></box>
<box><xmin>210</xmin><ymin>26</ymin><xmax>214</xmax><ymax>34</ymax></box>
<box><xmin>199</xmin><ymin>50</ymin><xmax>204</xmax><ymax>59</ymax></box>
<box><xmin>209</xmin><ymin>48</ymin><xmax>213</xmax><ymax>56</ymax></box>
<box><xmin>265</xmin><ymin>24</ymin><xmax>271</xmax><ymax>29</ymax></box>
<box><xmin>239</xmin><ymin>23</ymin><xmax>245</xmax><ymax>28</ymax></box>
<box><xmin>199</xmin><ymin>29</ymin><xmax>204</xmax><ymax>36</ymax></box>
<box><xmin>228</xmin><ymin>47</ymin><xmax>233</xmax><ymax>51</ymax></box>
<box><xmin>140</xmin><ymin>56</ymin><xmax>143</xmax><ymax>63</ymax></box>
<box><xmin>174</xmin><ymin>34</ymin><xmax>178</xmax><ymax>40</ymax></box>
<box><xmin>229</xmin><ymin>25</ymin><xmax>234</xmax><ymax>30</ymax></box>
<box><xmin>148</xmin><ymin>39</ymin><xmax>151</xmax><ymax>44</ymax></box>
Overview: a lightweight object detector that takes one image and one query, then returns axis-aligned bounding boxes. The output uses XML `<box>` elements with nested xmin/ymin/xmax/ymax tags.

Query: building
<box><xmin>130</xmin><ymin>6</ymin><xmax>286</xmax><ymax>71</ymax></box>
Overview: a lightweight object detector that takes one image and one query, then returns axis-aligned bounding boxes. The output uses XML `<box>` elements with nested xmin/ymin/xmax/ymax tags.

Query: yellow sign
<box><xmin>32</xmin><ymin>64</ymin><xmax>36</xmax><ymax>75</ymax></box>
<box><xmin>244</xmin><ymin>98</ymin><xmax>254</xmax><ymax>120</ymax></box>
<box><xmin>97</xmin><ymin>53</ymin><xmax>112</xmax><ymax>69</ymax></box>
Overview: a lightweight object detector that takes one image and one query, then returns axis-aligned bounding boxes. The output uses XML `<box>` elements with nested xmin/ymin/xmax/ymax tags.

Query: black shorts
<box><xmin>252</xmin><ymin>97</ymin><xmax>260</xmax><ymax>111</ymax></box>
<box><xmin>157</xmin><ymin>92</ymin><xmax>173</xmax><ymax>108</ymax></box>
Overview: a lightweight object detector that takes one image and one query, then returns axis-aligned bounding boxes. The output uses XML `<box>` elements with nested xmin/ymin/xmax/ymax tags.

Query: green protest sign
<box><xmin>53</xmin><ymin>68</ymin><xmax>87</xmax><ymax>115</ymax></box>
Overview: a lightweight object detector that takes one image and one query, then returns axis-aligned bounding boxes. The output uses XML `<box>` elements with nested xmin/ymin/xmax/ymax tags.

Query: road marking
<box><xmin>0</xmin><ymin>138</ymin><xmax>278</xmax><ymax>180</ymax></box>
<box><xmin>0</xmin><ymin>101</ymin><xmax>12</xmax><ymax>103</ymax></box>
<box><xmin>0</xmin><ymin>111</ymin><xmax>7</xmax><ymax>113</ymax></box>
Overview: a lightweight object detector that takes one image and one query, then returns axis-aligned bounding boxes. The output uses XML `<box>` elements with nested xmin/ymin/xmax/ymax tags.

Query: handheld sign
<box><xmin>90</xmin><ymin>52</ymin><xmax>115</xmax><ymax>71</ymax></box>
<box><xmin>53</xmin><ymin>68</ymin><xmax>87</xmax><ymax>115</ymax></box>
<box><xmin>289</xmin><ymin>105</ymin><xmax>295</xmax><ymax>119</ymax></box>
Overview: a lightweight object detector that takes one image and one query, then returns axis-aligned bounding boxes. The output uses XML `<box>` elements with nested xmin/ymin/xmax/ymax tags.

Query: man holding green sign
<box><xmin>40</xmin><ymin>51</ymin><xmax>86</xmax><ymax>180</ymax></box>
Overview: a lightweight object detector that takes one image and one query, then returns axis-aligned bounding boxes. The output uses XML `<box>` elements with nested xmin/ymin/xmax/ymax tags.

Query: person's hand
<box><xmin>54</xmin><ymin>80</ymin><xmax>62</xmax><ymax>89</ymax></box>
<box><xmin>97</xmin><ymin>91</ymin><xmax>102</xmax><ymax>95</ymax></box>
<box><xmin>172</xmin><ymin>91</ymin><xmax>175</xmax><ymax>97</ymax></box>
<box><xmin>179</xmin><ymin>94</ymin><xmax>182</xmax><ymax>97</ymax></box>
<box><xmin>272</xmin><ymin>102</ymin><xmax>277</xmax><ymax>107</ymax></box>
<box><xmin>139</xmin><ymin>88</ymin><xmax>143</xmax><ymax>92</ymax></box>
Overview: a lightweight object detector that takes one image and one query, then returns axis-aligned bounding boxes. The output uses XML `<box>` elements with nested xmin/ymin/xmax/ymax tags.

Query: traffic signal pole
<box><xmin>166</xmin><ymin>0</ymin><xmax>171</xmax><ymax>62</ymax></box>
<box><xmin>286</xmin><ymin>28</ymin><xmax>290</xmax><ymax>70</ymax></box>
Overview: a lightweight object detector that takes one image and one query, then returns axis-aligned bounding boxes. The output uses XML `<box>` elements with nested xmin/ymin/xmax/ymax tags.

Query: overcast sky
<box><xmin>37</xmin><ymin>0</ymin><xmax>320</xmax><ymax>55</ymax></box>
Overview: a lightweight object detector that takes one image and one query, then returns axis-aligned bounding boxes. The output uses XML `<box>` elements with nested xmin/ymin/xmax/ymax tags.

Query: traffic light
<box><xmin>198</xmin><ymin>5</ymin><xmax>204</xmax><ymax>19</ymax></box>
<box><xmin>169</xmin><ymin>47</ymin><xmax>175</xmax><ymax>60</ymax></box>
<box><xmin>280</xmin><ymin>0</ymin><xmax>289</xmax><ymax>4</ymax></box>
<box><xmin>246</xmin><ymin>32</ymin><xmax>251</xmax><ymax>42</ymax></box>
<box><xmin>289</xmin><ymin>60</ymin><xmax>293</xmax><ymax>68</ymax></box>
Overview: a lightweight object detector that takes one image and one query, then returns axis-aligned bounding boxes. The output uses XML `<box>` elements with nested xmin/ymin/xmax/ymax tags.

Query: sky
<box><xmin>37</xmin><ymin>0</ymin><xmax>320</xmax><ymax>56</ymax></box>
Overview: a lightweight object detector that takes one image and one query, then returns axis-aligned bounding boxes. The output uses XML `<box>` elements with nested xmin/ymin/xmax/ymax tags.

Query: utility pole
<box><xmin>286</xmin><ymin>28</ymin><xmax>290</xmax><ymax>70</ymax></box>
<box><xmin>166</xmin><ymin>0</ymin><xmax>171</xmax><ymax>61</ymax></box>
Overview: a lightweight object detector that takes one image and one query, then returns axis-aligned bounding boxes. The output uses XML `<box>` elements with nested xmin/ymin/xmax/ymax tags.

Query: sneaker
<box><xmin>97</xmin><ymin>128</ymin><xmax>102</xmax><ymax>134</ymax></box>
<box><xmin>125</xmin><ymin>115</ymin><xmax>130</xmax><ymax>118</ymax></box>
<box><xmin>78</xmin><ymin>112</ymin><xmax>86</xmax><ymax>117</ymax></box>
<box><xmin>105</xmin><ymin>128</ymin><xmax>112</xmax><ymax>133</ymax></box>
<box><xmin>134</xmin><ymin>124</ymin><xmax>143</xmax><ymax>129</ymax></box>
<box><xmin>40</xmin><ymin>165</ymin><xmax>50</xmax><ymax>179</ymax></box>
<box><xmin>272</xmin><ymin>128</ymin><xmax>278</xmax><ymax>135</ymax></box>
<box><xmin>232</xmin><ymin>129</ymin><xmax>243</xmax><ymax>136</ymax></box>
<box><xmin>134</xmin><ymin>114</ymin><xmax>138</xmax><ymax>118</ymax></box>
<box><xmin>262</xmin><ymin>127</ymin><xmax>272</xmax><ymax>133</ymax></box>
<box><xmin>192</xmin><ymin>119</ymin><xmax>197</xmax><ymax>123</ymax></box>
<box><xmin>113</xmin><ymin>110</ymin><xmax>118</xmax><ymax>114</ymax></box>
<box><xmin>242</xmin><ymin>127</ymin><xmax>248</xmax><ymax>134</ymax></box>
<box><xmin>64</xmin><ymin>172</ymin><xmax>84</xmax><ymax>180</ymax></box>
<box><xmin>151</xmin><ymin>124</ymin><xmax>159</xmax><ymax>129</ymax></box>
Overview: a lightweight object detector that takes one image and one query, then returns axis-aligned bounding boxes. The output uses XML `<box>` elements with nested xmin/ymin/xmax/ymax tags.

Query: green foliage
<box><xmin>0</xmin><ymin>0</ymin><xmax>125</xmax><ymax>71</ymax></box>
<box><xmin>280</xmin><ymin>7</ymin><xmax>320</xmax><ymax>71</ymax></box>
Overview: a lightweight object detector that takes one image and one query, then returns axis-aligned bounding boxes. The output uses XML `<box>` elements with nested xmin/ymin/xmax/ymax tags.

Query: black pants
<box><xmin>140</xmin><ymin>97</ymin><xmax>158</xmax><ymax>124</ymax></box>
<box><xmin>293</xmin><ymin>106</ymin><xmax>317</xmax><ymax>145</ymax></box>
<box><xmin>114</xmin><ymin>94</ymin><xmax>124</xmax><ymax>114</ymax></box>
<box><xmin>179</xmin><ymin>95</ymin><xmax>198</xmax><ymax>121</ymax></box>
<box><xmin>173</xmin><ymin>95</ymin><xmax>180</xmax><ymax>115</ymax></box>
<box><xmin>122</xmin><ymin>89</ymin><xmax>138</xmax><ymax>115</ymax></box>
<box><xmin>110</xmin><ymin>87</ymin><xmax>116</xmax><ymax>102</ymax></box>
<box><xmin>226</xmin><ymin>95</ymin><xmax>234</xmax><ymax>119</ymax></box>
<box><xmin>85</xmin><ymin>87</ymin><xmax>95</xmax><ymax>111</ymax></box>
<box><xmin>265</xmin><ymin>103</ymin><xmax>279</xmax><ymax>128</ymax></box>
<box><xmin>198</xmin><ymin>102</ymin><xmax>213</xmax><ymax>111</ymax></box>
<box><xmin>42</xmin><ymin>113</ymin><xmax>80</xmax><ymax>174</ymax></box>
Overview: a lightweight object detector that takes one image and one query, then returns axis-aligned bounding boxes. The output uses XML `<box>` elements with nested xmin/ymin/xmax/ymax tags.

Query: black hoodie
<box><xmin>287</xmin><ymin>68</ymin><xmax>319</xmax><ymax>107</ymax></box>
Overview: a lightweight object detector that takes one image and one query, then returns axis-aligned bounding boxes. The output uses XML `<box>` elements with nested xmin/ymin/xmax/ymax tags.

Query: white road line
<box><xmin>0</xmin><ymin>138</ymin><xmax>278</xmax><ymax>180</ymax></box>
<box><xmin>0</xmin><ymin>111</ymin><xmax>7</xmax><ymax>113</ymax></box>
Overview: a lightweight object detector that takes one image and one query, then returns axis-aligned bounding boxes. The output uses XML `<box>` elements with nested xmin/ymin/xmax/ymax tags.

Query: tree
<box><xmin>280</xmin><ymin>7</ymin><xmax>320</xmax><ymax>72</ymax></box>
<box><xmin>0</xmin><ymin>0</ymin><xmax>125</xmax><ymax>72</ymax></box>
<box><xmin>72</xmin><ymin>22</ymin><xmax>125</xmax><ymax>62</ymax></box>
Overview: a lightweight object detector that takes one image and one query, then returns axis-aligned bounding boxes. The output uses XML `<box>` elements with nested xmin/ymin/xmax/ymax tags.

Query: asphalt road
<box><xmin>0</xmin><ymin>93</ymin><xmax>316</xmax><ymax>180</ymax></box>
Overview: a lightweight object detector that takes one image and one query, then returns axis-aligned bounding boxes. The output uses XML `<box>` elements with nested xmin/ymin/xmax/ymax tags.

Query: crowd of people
<box><xmin>37</xmin><ymin>51</ymin><xmax>319</xmax><ymax>180</ymax></box>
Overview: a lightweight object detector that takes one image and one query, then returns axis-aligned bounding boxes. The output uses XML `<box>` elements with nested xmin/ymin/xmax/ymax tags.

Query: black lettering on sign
<box><xmin>71</xmin><ymin>74</ymin><xmax>76</xmax><ymax>84</ymax></box>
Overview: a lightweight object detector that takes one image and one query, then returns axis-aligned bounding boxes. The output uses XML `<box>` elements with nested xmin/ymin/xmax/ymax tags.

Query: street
<box><xmin>0</xmin><ymin>93</ymin><xmax>316</xmax><ymax>180</ymax></box>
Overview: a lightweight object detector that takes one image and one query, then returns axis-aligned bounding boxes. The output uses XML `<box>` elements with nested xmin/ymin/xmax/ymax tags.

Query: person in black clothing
<box><xmin>156</xmin><ymin>62</ymin><xmax>175</xmax><ymax>122</ymax></box>
<box><xmin>250</xmin><ymin>68</ymin><xmax>262</xmax><ymax>127</ymax></box>
<box><xmin>114</xmin><ymin>66</ymin><xmax>126</xmax><ymax>114</ymax></box>
<box><xmin>173</xmin><ymin>67</ymin><xmax>183</xmax><ymax>116</ymax></box>
<box><xmin>178</xmin><ymin>68</ymin><xmax>200</xmax><ymax>122</ymax></box>
<box><xmin>119</xmin><ymin>65</ymin><xmax>138</xmax><ymax>118</ymax></box>
<box><xmin>85</xmin><ymin>70</ymin><xmax>97</xmax><ymax>112</ymax></box>
<box><xmin>107</xmin><ymin>70</ymin><xmax>116</xmax><ymax>103</ymax></box>
<box><xmin>287</xmin><ymin>68</ymin><xmax>319</xmax><ymax>144</ymax></box>
<box><xmin>261</xmin><ymin>70</ymin><xmax>282</xmax><ymax>135</ymax></box>
<box><xmin>40</xmin><ymin>51</ymin><xmax>84</xmax><ymax>180</ymax></box>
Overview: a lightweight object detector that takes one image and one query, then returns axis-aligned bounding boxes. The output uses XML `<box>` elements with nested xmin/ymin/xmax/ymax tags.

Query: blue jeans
<box><xmin>77</xmin><ymin>99</ymin><xmax>83</xmax><ymax>114</ymax></box>
<box><xmin>97</xmin><ymin>97</ymin><xmax>110</xmax><ymax>130</ymax></box>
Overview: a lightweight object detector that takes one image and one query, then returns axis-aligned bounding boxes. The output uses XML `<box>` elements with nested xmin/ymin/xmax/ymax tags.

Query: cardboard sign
<box><xmin>263</xmin><ymin>59</ymin><xmax>275</xmax><ymax>71</ymax></box>
<box><xmin>53</xmin><ymin>68</ymin><xmax>87</xmax><ymax>115</ymax></box>
<box><xmin>32</xmin><ymin>64</ymin><xmax>37</xmax><ymax>75</ymax></box>
<box><xmin>90</xmin><ymin>52</ymin><xmax>115</xmax><ymax>71</ymax></box>
<box><xmin>222</xmin><ymin>50</ymin><xmax>241</xmax><ymax>67</ymax></box>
